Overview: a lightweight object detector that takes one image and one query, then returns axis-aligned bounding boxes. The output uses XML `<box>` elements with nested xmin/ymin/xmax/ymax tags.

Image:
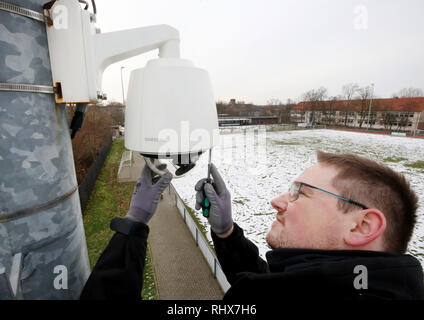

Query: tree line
<box><xmin>300</xmin><ymin>84</ymin><xmax>423</xmax><ymax>130</ymax></box>
<box><xmin>216</xmin><ymin>85</ymin><xmax>423</xmax><ymax>129</ymax></box>
<box><xmin>67</xmin><ymin>102</ymin><xmax>124</xmax><ymax>184</ymax></box>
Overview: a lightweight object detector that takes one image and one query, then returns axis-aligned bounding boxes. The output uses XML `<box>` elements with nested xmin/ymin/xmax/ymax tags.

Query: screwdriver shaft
<box><xmin>207</xmin><ymin>149</ymin><xmax>212</xmax><ymax>182</ymax></box>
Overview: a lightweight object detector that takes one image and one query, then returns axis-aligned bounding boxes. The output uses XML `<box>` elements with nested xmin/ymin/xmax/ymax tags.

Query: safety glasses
<box><xmin>289</xmin><ymin>181</ymin><xmax>368</xmax><ymax>210</ymax></box>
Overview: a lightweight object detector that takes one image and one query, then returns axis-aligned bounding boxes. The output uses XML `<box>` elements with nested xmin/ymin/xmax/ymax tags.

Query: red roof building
<box><xmin>291</xmin><ymin>97</ymin><xmax>424</xmax><ymax>132</ymax></box>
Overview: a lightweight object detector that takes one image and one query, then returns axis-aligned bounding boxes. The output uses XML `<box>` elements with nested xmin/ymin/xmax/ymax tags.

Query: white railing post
<box><xmin>195</xmin><ymin>228</ymin><xmax>198</xmax><ymax>246</ymax></box>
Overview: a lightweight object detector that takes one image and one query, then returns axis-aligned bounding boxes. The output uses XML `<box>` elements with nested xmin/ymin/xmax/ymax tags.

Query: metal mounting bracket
<box><xmin>0</xmin><ymin>82</ymin><xmax>56</xmax><ymax>94</ymax></box>
<box><xmin>0</xmin><ymin>1</ymin><xmax>52</xmax><ymax>24</ymax></box>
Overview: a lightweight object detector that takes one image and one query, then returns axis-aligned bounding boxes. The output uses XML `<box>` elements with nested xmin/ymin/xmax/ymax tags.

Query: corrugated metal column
<box><xmin>0</xmin><ymin>0</ymin><xmax>90</xmax><ymax>299</ymax></box>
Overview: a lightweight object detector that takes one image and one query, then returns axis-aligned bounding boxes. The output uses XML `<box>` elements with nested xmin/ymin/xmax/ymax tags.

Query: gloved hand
<box><xmin>125</xmin><ymin>163</ymin><xmax>173</xmax><ymax>224</ymax></box>
<box><xmin>194</xmin><ymin>163</ymin><xmax>233</xmax><ymax>236</ymax></box>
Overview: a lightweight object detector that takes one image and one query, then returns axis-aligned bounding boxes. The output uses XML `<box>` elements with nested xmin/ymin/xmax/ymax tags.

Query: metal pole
<box><xmin>120</xmin><ymin>66</ymin><xmax>125</xmax><ymax>107</ymax></box>
<box><xmin>0</xmin><ymin>0</ymin><xmax>90</xmax><ymax>299</ymax></box>
<box><xmin>366</xmin><ymin>83</ymin><xmax>374</xmax><ymax>130</ymax></box>
<box><xmin>414</xmin><ymin>112</ymin><xmax>419</xmax><ymax>136</ymax></box>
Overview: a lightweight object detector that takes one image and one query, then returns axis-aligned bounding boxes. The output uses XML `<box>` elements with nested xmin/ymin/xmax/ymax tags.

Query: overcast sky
<box><xmin>96</xmin><ymin>0</ymin><xmax>424</xmax><ymax>105</ymax></box>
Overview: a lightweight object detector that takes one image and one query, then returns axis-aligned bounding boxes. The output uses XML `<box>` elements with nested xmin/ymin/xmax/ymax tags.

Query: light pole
<box><xmin>366</xmin><ymin>83</ymin><xmax>374</xmax><ymax>130</ymax></box>
<box><xmin>120</xmin><ymin>66</ymin><xmax>126</xmax><ymax>107</ymax></box>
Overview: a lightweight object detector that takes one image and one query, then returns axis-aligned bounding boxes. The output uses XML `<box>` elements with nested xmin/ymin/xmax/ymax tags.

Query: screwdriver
<box><xmin>201</xmin><ymin>149</ymin><xmax>212</xmax><ymax>217</ymax></box>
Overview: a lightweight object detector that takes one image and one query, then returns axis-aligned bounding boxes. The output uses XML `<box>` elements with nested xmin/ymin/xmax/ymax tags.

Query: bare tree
<box><xmin>323</xmin><ymin>96</ymin><xmax>338</xmax><ymax>125</ymax></box>
<box><xmin>356</xmin><ymin>85</ymin><xmax>374</xmax><ymax>128</ymax></box>
<box><xmin>341</xmin><ymin>83</ymin><xmax>359</xmax><ymax>126</ymax></box>
<box><xmin>286</xmin><ymin>98</ymin><xmax>296</xmax><ymax>106</ymax></box>
<box><xmin>375</xmin><ymin>100</ymin><xmax>393</xmax><ymax>131</ymax></box>
<box><xmin>397</xmin><ymin>114</ymin><xmax>409</xmax><ymax>131</ymax></box>
<box><xmin>104</xmin><ymin>101</ymin><xmax>125</xmax><ymax>125</ymax></box>
<box><xmin>382</xmin><ymin>112</ymin><xmax>396</xmax><ymax>131</ymax></box>
<box><xmin>216</xmin><ymin>101</ymin><xmax>238</xmax><ymax>116</ymax></box>
<box><xmin>266</xmin><ymin>98</ymin><xmax>282</xmax><ymax>106</ymax></box>
<box><xmin>273</xmin><ymin>99</ymin><xmax>296</xmax><ymax>123</ymax></box>
<box><xmin>342</xmin><ymin>83</ymin><xmax>360</xmax><ymax>100</ymax></box>
<box><xmin>302</xmin><ymin>87</ymin><xmax>328</xmax><ymax>101</ymax></box>
<box><xmin>71</xmin><ymin>106</ymin><xmax>114</xmax><ymax>184</ymax></box>
<box><xmin>393</xmin><ymin>87</ymin><xmax>424</xmax><ymax>98</ymax></box>
<box><xmin>301</xmin><ymin>87</ymin><xmax>328</xmax><ymax>124</ymax></box>
<box><xmin>260</xmin><ymin>106</ymin><xmax>275</xmax><ymax>116</ymax></box>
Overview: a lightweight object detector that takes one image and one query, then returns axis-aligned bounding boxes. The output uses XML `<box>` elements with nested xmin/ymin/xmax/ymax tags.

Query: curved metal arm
<box><xmin>144</xmin><ymin>157</ymin><xmax>192</xmax><ymax>179</ymax></box>
<box><xmin>93</xmin><ymin>25</ymin><xmax>180</xmax><ymax>90</ymax></box>
<box><xmin>144</xmin><ymin>157</ymin><xmax>168</xmax><ymax>176</ymax></box>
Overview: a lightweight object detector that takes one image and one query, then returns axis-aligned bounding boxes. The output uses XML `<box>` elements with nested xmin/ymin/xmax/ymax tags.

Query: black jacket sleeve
<box><xmin>211</xmin><ymin>223</ymin><xmax>269</xmax><ymax>285</ymax></box>
<box><xmin>80</xmin><ymin>218</ymin><xmax>149</xmax><ymax>300</ymax></box>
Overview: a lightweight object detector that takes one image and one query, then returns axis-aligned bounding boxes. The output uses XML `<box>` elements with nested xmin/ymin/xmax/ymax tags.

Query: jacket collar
<box><xmin>265</xmin><ymin>248</ymin><xmax>414</xmax><ymax>273</ymax></box>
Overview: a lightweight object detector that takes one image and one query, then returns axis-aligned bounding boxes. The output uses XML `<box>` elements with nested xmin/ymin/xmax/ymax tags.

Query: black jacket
<box><xmin>80</xmin><ymin>218</ymin><xmax>149</xmax><ymax>300</ymax></box>
<box><xmin>212</xmin><ymin>223</ymin><xmax>424</xmax><ymax>300</ymax></box>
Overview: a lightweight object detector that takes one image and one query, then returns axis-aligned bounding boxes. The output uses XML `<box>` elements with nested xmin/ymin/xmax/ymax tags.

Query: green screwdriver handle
<box><xmin>201</xmin><ymin>180</ymin><xmax>211</xmax><ymax>218</ymax></box>
<box><xmin>202</xmin><ymin>150</ymin><xmax>213</xmax><ymax>218</ymax></box>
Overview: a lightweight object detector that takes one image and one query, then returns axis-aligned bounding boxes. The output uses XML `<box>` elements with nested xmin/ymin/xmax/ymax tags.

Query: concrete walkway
<box><xmin>118</xmin><ymin>152</ymin><xmax>224</xmax><ymax>300</ymax></box>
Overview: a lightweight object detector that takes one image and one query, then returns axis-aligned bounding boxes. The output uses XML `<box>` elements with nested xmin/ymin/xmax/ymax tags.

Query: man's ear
<box><xmin>344</xmin><ymin>209</ymin><xmax>386</xmax><ymax>247</ymax></box>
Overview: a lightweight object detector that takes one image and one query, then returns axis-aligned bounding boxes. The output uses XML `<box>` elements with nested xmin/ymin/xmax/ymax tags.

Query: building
<box><xmin>250</xmin><ymin>116</ymin><xmax>279</xmax><ymax>125</ymax></box>
<box><xmin>218</xmin><ymin>116</ymin><xmax>279</xmax><ymax>126</ymax></box>
<box><xmin>218</xmin><ymin>117</ymin><xmax>251</xmax><ymax>126</ymax></box>
<box><xmin>291</xmin><ymin>97</ymin><xmax>424</xmax><ymax>133</ymax></box>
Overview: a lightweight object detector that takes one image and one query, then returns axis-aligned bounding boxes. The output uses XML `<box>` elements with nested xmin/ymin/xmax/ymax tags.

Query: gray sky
<box><xmin>96</xmin><ymin>0</ymin><xmax>424</xmax><ymax>105</ymax></box>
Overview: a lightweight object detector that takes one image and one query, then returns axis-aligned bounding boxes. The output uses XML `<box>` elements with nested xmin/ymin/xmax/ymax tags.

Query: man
<box><xmin>195</xmin><ymin>150</ymin><xmax>424</xmax><ymax>300</ymax></box>
<box><xmin>80</xmin><ymin>164</ymin><xmax>172</xmax><ymax>299</ymax></box>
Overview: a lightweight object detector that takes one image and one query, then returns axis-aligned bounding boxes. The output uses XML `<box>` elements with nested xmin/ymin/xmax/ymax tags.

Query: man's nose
<box><xmin>271</xmin><ymin>193</ymin><xmax>288</xmax><ymax>212</ymax></box>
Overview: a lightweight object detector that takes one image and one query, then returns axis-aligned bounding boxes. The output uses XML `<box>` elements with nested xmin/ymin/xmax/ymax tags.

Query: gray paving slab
<box><xmin>148</xmin><ymin>187</ymin><xmax>224</xmax><ymax>300</ymax></box>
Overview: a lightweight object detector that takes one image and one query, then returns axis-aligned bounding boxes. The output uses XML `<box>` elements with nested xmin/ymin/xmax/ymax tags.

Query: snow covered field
<box><xmin>171</xmin><ymin>128</ymin><xmax>424</xmax><ymax>268</ymax></box>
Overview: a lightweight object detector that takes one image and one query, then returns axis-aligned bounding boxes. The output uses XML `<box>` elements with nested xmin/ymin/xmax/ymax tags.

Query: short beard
<box><xmin>265</xmin><ymin>228</ymin><xmax>343</xmax><ymax>250</ymax></box>
<box><xmin>266</xmin><ymin>228</ymin><xmax>290</xmax><ymax>249</ymax></box>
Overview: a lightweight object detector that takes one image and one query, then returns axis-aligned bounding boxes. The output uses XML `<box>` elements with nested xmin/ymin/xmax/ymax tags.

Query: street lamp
<box><xmin>366</xmin><ymin>83</ymin><xmax>374</xmax><ymax>130</ymax></box>
<box><xmin>120</xmin><ymin>66</ymin><xmax>126</xmax><ymax>107</ymax></box>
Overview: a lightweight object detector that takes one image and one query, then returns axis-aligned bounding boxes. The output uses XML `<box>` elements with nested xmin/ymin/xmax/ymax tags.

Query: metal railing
<box><xmin>168</xmin><ymin>183</ymin><xmax>231</xmax><ymax>293</ymax></box>
<box><xmin>219</xmin><ymin>123</ymin><xmax>326</xmax><ymax>134</ymax></box>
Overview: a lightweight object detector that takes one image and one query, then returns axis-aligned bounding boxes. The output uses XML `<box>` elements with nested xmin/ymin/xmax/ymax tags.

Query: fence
<box><xmin>168</xmin><ymin>183</ymin><xmax>231</xmax><ymax>293</ymax></box>
<box><xmin>219</xmin><ymin>123</ymin><xmax>326</xmax><ymax>134</ymax></box>
<box><xmin>78</xmin><ymin>138</ymin><xmax>113</xmax><ymax>213</ymax></box>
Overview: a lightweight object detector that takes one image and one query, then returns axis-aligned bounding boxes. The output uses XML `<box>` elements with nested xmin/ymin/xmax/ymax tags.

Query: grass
<box><xmin>253</xmin><ymin>212</ymin><xmax>275</xmax><ymax>216</ymax></box>
<box><xmin>271</xmin><ymin>138</ymin><xmax>324</xmax><ymax>146</ymax></box>
<box><xmin>266</xmin><ymin>125</ymin><xmax>298</xmax><ymax>132</ymax></box>
<box><xmin>404</xmin><ymin>160</ymin><xmax>424</xmax><ymax>169</ymax></box>
<box><xmin>233</xmin><ymin>198</ymin><xmax>249</xmax><ymax>205</ymax></box>
<box><xmin>82</xmin><ymin>137</ymin><xmax>157</xmax><ymax>300</ymax></box>
<box><xmin>182</xmin><ymin>202</ymin><xmax>216</xmax><ymax>252</ymax></box>
<box><xmin>141</xmin><ymin>245</ymin><xmax>156</xmax><ymax>300</ymax></box>
<box><xmin>272</xmin><ymin>140</ymin><xmax>301</xmax><ymax>146</ymax></box>
<box><xmin>383</xmin><ymin>157</ymin><xmax>408</xmax><ymax>163</ymax></box>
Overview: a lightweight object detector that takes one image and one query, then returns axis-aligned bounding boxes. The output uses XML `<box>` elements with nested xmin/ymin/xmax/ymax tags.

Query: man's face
<box><xmin>266</xmin><ymin>163</ymin><xmax>351</xmax><ymax>250</ymax></box>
